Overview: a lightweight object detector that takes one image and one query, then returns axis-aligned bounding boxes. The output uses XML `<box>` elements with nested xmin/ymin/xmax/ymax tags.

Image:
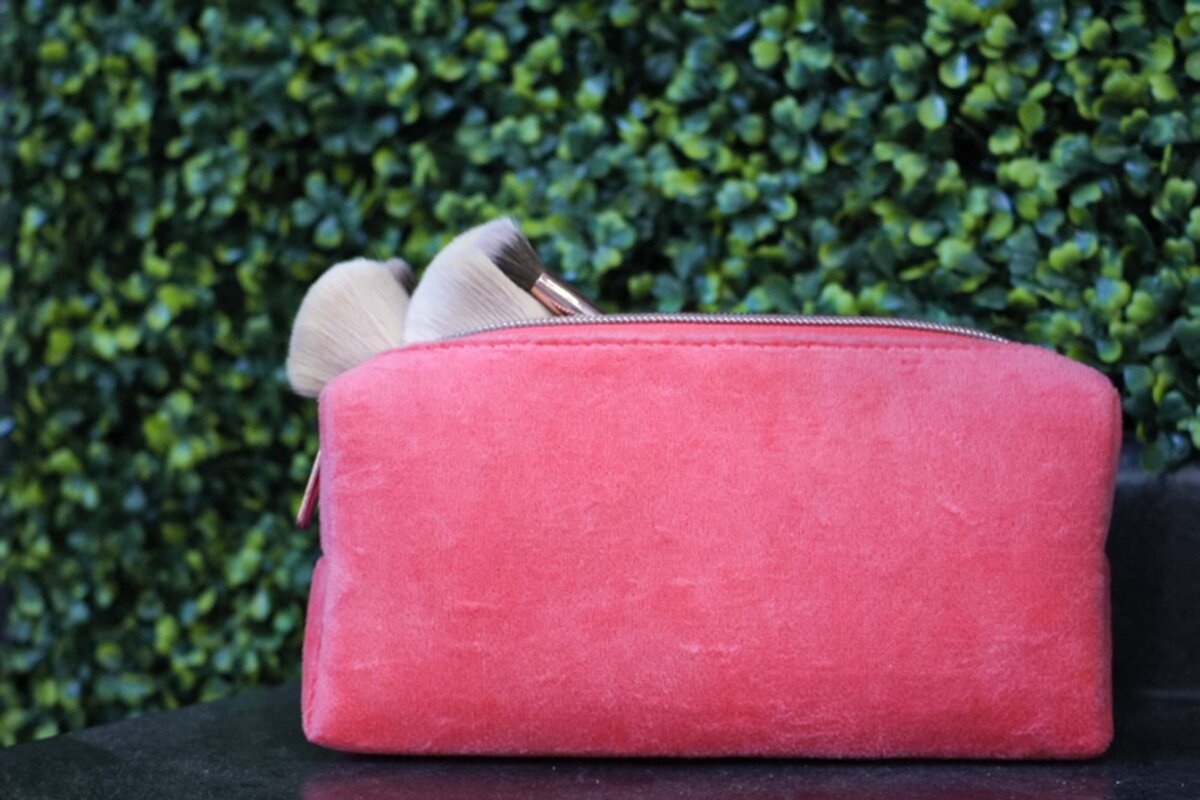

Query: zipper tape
<box><xmin>448</xmin><ymin>313</ymin><xmax>1010</xmax><ymax>344</ymax></box>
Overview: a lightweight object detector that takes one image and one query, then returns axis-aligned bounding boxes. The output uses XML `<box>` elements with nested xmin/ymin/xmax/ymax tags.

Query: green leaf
<box><xmin>38</xmin><ymin>39</ymin><xmax>70</xmax><ymax>63</ymax></box>
<box><xmin>917</xmin><ymin>94</ymin><xmax>948</xmax><ymax>129</ymax></box>
<box><xmin>751</xmin><ymin>38</ymin><xmax>782</xmax><ymax>70</ymax></box>
<box><xmin>314</xmin><ymin>216</ymin><xmax>343</xmax><ymax>248</ymax></box>
<box><xmin>44</xmin><ymin>330</ymin><xmax>73</xmax><ymax>366</ymax></box>
<box><xmin>938</xmin><ymin>52</ymin><xmax>970</xmax><ymax>88</ymax></box>
<box><xmin>1127</xmin><ymin>290</ymin><xmax>1157</xmax><ymax>324</ymax></box>
<box><xmin>988</xmin><ymin>126</ymin><xmax>1022</xmax><ymax>155</ymax></box>
<box><xmin>908</xmin><ymin>220</ymin><xmax>943</xmax><ymax>247</ymax></box>
<box><xmin>984</xmin><ymin>14</ymin><xmax>1017</xmax><ymax>49</ymax></box>
<box><xmin>1047</xmin><ymin>33</ymin><xmax>1079</xmax><ymax>60</ymax></box>
<box><xmin>1144</xmin><ymin>36</ymin><xmax>1175</xmax><ymax>72</ymax></box>
<box><xmin>1018</xmin><ymin>101</ymin><xmax>1044</xmax><ymax>133</ymax></box>
<box><xmin>1187</xmin><ymin>52</ymin><xmax>1200</xmax><ymax>81</ymax></box>
<box><xmin>1080</xmin><ymin>19</ymin><xmax>1112</xmax><ymax>51</ymax></box>
<box><xmin>1175</xmin><ymin>318</ymin><xmax>1200</xmax><ymax>360</ymax></box>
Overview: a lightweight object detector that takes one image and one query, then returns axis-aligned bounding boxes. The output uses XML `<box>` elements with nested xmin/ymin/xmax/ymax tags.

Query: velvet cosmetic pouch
<box><xmin>300</xmin><ymin>315</ymin><xmax>1122</xmax><ymax>758</ymax></box>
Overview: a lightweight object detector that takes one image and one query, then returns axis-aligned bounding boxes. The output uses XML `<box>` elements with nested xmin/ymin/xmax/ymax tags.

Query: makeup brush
<box><xmin>286</xmin><ymin>257</ymin><xmax>412</xmax><ymax>397</ymax></box>
<box><xmin>287</xmin><ymin>256</ymin><xmax>412</xmax><ymax>528</ymax></box>
<box><xmin>474</xmin><ymin>217</ymin><xmax>602</xmax><ymax>316</ymax></box>
<box><xmin>404</xmin><ymin>221</ymin><xmax>553</xmax><ymax>343</ymax></box>
<box><xmin>405</xmin><ymin>218</ymin><xmax>600</xmax><ymax>342</ymax></box>
<box><xmin>382</xmin><ymin>256</ymin><xmax>417</xmax><ymax>294</ymax></box>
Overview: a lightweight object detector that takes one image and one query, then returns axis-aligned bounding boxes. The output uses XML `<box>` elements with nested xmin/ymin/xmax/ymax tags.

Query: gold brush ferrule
<box><xmin>531</xmin><ymin>273</ymin><xmax>602</xmax><ymax>316</ymax></box>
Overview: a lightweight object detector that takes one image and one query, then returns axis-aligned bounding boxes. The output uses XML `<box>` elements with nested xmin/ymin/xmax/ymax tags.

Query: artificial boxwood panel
<box><xmin>2</xmin><ymin>0</ymin><xmax>1198</xmax><ymax>744</ymax></box>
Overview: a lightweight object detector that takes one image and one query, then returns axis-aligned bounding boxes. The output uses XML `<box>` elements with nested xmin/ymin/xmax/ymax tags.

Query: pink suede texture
<box><xmin>301</xmin><ymin>321</ymin><xmax>1122</xmax><ymax>758</ymax></box>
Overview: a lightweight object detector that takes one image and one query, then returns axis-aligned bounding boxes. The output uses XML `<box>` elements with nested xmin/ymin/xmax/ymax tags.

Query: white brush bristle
<box><xmin>286</xmin><ymin>258</ymin><xmax>410</xmax><ymax>397</ymax></box>
<box><xmin>469</xmin><ymin>217</ymin><xmax>520</xmax><ymax>260</ymax></box>
<box><xmin>404</xmin><ymin>220</ymin><xmax>553</xmax><ymax>343</ymax></box>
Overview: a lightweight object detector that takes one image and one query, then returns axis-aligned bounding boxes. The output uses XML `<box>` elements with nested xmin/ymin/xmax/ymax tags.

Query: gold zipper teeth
<box><xmin>450</xmin><ymin>313</ymin><xmax>1010</xmax><ymax>344</ymax></box>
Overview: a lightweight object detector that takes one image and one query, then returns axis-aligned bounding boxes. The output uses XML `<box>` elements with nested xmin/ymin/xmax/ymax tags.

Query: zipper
<box><xmin>447</xmin><ymin>313</ymin><xmax>1010</xmax><ymax>344</ymax></box>
<box><xmin>296</xmin><ymin>312</ymin><xmax>1007</xmax><ymax>527</ymax></box>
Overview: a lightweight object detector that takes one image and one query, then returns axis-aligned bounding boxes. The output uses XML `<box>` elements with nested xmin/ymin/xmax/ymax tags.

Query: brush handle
<box><xmin>532</xmin><ymin>274</ymin><xmax>602</xmax><ymax>316</ymax></box>
<box><xmin>296</xmin><ymin>450</ymin><xmax>320</xmax><ymax>528</ymax></box>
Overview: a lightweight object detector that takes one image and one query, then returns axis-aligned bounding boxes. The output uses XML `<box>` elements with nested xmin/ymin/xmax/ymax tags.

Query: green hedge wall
<box><xmin>3</xmin><ymin>0</ymin><xmax>1199</xmax><ymax>744</ymax></box>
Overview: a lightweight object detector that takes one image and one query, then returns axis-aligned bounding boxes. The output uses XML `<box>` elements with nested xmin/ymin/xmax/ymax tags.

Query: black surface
<box><xmin>1</xmin><ymin>452</ymin><xmax>1197</xmax><ymax>799</ymax></box>
<box><xmin>1108</xmin><ymin>450</ymin><xmax>1200</xmax><ymax>714</ymax></box>
<box><xmin>0</xmin><ymin>682</ymin><xmax>1197</xmax><ymax>799</ymax></box>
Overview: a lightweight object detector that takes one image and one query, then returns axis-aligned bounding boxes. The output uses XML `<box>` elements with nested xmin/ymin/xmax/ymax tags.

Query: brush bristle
<box><xmin>381</xmin><ymin>257</ymin><xmax>416</xmax><ymax>293</ymax></box>
<box><xmin>474</xmin><ymin>217</ymin><xmax>545</xmax><ymax>292</ymax></box>
<box><xmin>404</xmin><ymin>220</ymin><xmax>553</xmax><ymax>343</ymax></box>
<box><xmin>286</xmin><ymin>258</ymin><xmax>410</xmax><ymax>397</ymax></box>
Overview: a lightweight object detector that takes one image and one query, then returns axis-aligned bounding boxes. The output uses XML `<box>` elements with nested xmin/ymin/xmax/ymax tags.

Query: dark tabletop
<box><xmin>0</xmin><ymin>680</ymin><xmax>1196</xmax><ymax>799</ymax></box>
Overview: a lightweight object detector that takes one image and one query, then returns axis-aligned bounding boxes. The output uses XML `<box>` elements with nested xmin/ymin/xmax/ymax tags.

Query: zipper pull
<box><xmin>296</xmin><ymin>450</ymin><xmax>320</xmax><ymax>529</ymax></box>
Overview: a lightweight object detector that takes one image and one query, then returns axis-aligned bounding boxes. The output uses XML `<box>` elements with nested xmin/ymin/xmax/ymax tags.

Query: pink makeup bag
<box><xmin>300</xmin><ymin>316</ymin><xmax>1122</xmax><ymax>758</ymax></box>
